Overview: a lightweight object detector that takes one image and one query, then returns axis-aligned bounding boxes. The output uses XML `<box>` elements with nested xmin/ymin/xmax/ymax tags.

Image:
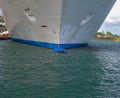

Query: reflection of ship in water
<box><xmin>0</xmin><ymin>0</ymin><xmax>116</xmax><ymax>51</ymax></box>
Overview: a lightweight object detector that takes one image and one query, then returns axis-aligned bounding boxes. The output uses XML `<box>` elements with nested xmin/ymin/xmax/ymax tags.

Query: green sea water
<box><xmin>0</xmin><ymin>40</ymin><xmax>120</xmax><ymax>98</ymax></box>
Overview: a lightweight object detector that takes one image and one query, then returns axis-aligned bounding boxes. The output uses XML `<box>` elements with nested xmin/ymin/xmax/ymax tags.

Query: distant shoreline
<box><xmin>93</xmin><ymin>31</ymin><xmax>120</xmax><ymax>42</ymax></box>
<box><xmin>0</xmin><ymin>16</ymin><xmax>120</xmax><ymax>42</ymax></box>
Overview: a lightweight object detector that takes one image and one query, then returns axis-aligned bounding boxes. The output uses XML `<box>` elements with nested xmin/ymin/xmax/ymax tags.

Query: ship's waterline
<box><xmin>0</xmin><ymin>0</ymin><xmax>116</xmax><ymax>52</ymax></box>
<box><xmin>11</xmin><ymin>38</ymin><xmax>88</xmax><ymax>52</ymax></box>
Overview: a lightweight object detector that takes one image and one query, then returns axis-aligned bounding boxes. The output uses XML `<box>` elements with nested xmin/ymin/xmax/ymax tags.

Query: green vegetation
<box><xmin>94</xmin><ymin>31</ymin><xmax>120</xmax><ymax>42</ymax></box>
<box><xmin>0</xmin><ymin>25</ymin><xmax>7</xmax><ymax>32</ymax></box>
<box><xmin>0</xmin><ymin>16</ymin><xmax>120</xmax><ymax>42</ymax></box>
<box><xmin>0</xmin><ymin>16</ymin><xmax>4</xmax><ymax>23</ymax></box>
<box><xmin>0</xmin><ymin>16</ymin><xmax>7</xmax><ymax>32</ymax></box>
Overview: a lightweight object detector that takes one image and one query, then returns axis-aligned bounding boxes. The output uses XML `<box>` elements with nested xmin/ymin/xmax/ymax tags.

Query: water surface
<box><xmin>0</xmin><ymin>40</ymin><xmax>120</xmax><ymax>98</ymax></box>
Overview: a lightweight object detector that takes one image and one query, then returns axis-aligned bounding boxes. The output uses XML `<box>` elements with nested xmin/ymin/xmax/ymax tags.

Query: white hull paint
<box><xmin>0</xmin><ymin>0</ymin><xmax>116</xmax><ymax>52</ymax></box>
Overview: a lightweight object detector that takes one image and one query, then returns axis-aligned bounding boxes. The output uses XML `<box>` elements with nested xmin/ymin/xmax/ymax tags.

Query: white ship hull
<box><xmin>0</xmin><ymin>0</ymin><xmax>116</xmax><ymax>52</ymax></box>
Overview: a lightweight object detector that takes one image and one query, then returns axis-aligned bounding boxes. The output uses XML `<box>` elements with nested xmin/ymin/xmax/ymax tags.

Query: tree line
<box><xmin>94</xmin><ymin>31</ymin><xmax>120</xmax><ymax>42</ymax></box>
<box><xmin>0</xmin><ymin>16</ymin><xmax>120</xmax><ymax>42</ymax></box>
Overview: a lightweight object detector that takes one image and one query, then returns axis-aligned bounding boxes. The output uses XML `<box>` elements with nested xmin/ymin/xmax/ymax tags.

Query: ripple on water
<box><xmin>0</xmin><ymin>40</ymin><xmax>120</xmax><ymax>98</ymax></box>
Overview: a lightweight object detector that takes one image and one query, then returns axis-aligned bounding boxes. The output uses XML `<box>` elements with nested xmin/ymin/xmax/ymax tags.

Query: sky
<box><xmin>0</xmin><ymin>0</ymin><xmax>120</xmax><ymax>35</ymax></box>
<box><xmin>99</xmin><ymin>0</ymin><xmax>120</xmax><ymax>35</ymax></box>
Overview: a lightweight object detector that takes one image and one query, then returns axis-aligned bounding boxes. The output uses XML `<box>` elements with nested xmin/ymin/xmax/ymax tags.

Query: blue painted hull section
<box><xmin>0</xmin><ymin>0</ymin><xmax>116</xmax><ymax>52</ymax></box>
<box><xmin>11</xmin><ymin>38</ymin><xmax>88</xmax><ymax>52</ymax></box>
